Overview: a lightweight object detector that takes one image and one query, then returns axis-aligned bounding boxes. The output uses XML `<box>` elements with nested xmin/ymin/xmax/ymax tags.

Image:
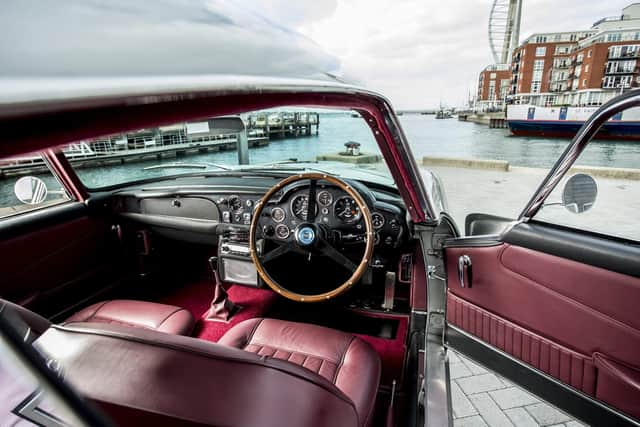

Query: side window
<box><xmin>0</xmin><ymin>154</ymin><xmax>72</xmax><ymax>219</ymax></box>
<box><xmin>533</xmin><ymin>141</ymin><xmax>639</xmax><ymax>242</ymax></box>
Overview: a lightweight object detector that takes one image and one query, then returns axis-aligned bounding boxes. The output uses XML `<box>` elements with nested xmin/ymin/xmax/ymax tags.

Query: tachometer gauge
<box><xmin>271</xmin><ymin>207</ymin><xmax>286</xmax><ymax>222</ymax></box>
<box><xmin>290</xmin><ymin>195</ymin><xmax>317</xmax><ymax>220</ymax></box>
<box><xmin>317</xmin><ymin>191</ymin><xmax>333</xmax><ymax>206</ymax></box>
<box><xmin>371</xmin><ymin>212</ymin><xmax>385</xmax><ymax>229</ymax></box>
<box><xmin>275</xmin><ymin>224</ymin><xmax>290</xmax><ymax>239</ymax></box>
<box><xmin>334</xmin><ymin>197</ymin><xmax>361</xmax><ymax>223</ymax></box>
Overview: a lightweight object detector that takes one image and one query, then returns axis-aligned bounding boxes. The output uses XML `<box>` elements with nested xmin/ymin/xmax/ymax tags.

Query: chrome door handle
<box><xmin>458</xmin><ymin>255</ymin><xmax>472</xmax><ymax>288</ymax></box>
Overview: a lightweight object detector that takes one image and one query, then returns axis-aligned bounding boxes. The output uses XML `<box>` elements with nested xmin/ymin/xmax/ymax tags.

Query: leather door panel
<box><xmin>0</xmin><ymin>203</ymin><xmax>118</xmax><ymax>319</ymax></box>
<box><xmin>445</xmin><ymin>240</ymin><xmax>640</xmax><ymax>420</ymax></box>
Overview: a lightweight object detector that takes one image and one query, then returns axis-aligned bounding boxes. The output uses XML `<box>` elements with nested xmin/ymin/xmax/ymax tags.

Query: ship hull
<box><xmin>507</xmin><ymin>120</ymin><xmax>640</xmax><ymax>140</ymax></box>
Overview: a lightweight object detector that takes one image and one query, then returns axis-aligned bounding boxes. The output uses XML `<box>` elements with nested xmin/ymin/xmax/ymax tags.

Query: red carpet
<box><xmin>160</xmin><ymin>280</ymin><xmax>278</xmax><ymax>342</ymax></box>
<box><xmin>355</xmin><ymin>315</ymin><xmax>408</xmax><ymax>387</ymax></box>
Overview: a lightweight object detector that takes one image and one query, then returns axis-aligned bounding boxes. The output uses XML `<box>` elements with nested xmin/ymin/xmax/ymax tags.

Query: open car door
<box><xmin>443</xmin><ymin>92</ymin><xmax>640</xmax><ymax>426</ymax></box>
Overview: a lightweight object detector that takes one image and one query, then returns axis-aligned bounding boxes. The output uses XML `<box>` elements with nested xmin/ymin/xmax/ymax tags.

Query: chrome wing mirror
<box><xmin>14</xmin><ymin>176</ymin><xmax>48</xmax><ymax>204</ymax></box>
<box><xmin>561</xmin><ymin>173</ymin><xmax>597</xmax><ymax>214</ymax></box>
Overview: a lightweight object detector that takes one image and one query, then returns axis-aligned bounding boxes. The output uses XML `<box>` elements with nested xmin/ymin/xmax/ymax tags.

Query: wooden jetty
<box><xmin>247</xmin><ymin>112</ymin><xmax>319</xmax><ymax>138</ymax></box>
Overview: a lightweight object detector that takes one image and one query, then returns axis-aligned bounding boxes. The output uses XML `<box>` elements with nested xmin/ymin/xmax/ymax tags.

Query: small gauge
<box><xmin>275</xmin><ymin>224</ymin><xmax>290</xmax><ymax>239</ymax></box>
<box><xmin>334</xmin><ymin>196</ymin><xmax>361</xmax><ymax>223</ymax></box>
<box><xmin>317</xmin><ymin>191</ymin><xmax>333</xmax><ymax>206</ymax></box>
<box><xmin>290</xmin><ymin>195</ymin><xmax>317</xmax><ymax>220</ymax></box>
<box><xmin>271</xmin><ymin>207</ymin><xmax>286</xmax><ymax>222</ymax></box>
<box><xmin>227</xmin><ymin>195</ymin><xmax>243</xmax><ymax>213</ymax></box>
<box><xmin>372</xmin><ymin>212</ymin><xmax>385</xmax><ymax>229</ymax></box>
<box><xmin>245</xmin><ymin>199</ymin><xmax>254</xmax><ymax>208</ymax></box>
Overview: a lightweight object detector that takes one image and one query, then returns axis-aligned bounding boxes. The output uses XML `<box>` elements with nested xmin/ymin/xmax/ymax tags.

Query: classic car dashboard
<box><xmin>111</xmin><ymin>175</ymin><xmax>409</xmax><ymax>250</ymax></box>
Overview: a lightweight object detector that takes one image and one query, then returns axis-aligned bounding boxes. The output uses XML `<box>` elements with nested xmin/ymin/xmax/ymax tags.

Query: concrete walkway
<box><xmin>450</xmin><ymin>351</ymin><xmax>585</xmax><ymax>427</ymax></box>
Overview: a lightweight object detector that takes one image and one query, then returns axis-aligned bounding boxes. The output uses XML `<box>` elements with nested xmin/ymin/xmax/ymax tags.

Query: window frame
<box><xmin>0</xmin><ymin>153</ymin><xmax>76</xmax><ymax>221</ymax></box>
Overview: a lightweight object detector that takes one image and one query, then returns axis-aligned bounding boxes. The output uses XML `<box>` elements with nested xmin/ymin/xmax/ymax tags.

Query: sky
<box><xmin>240</xmin><ymin>0</ymin><xmax>634</xmax><ymax>109</ymax></box>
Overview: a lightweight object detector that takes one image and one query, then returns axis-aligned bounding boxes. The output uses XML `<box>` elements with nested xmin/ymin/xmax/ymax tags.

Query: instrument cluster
<box><xmin>260</xmin><ymin>185</ymin><xmax>405</xmax><ymax>248</ymax></box>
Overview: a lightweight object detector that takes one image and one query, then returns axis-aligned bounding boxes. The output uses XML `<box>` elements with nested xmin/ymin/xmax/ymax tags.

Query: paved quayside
<box><xmin>449</xmin><ymin>350</ymin><xmax>584</xmax><ymax>427</ymax></box>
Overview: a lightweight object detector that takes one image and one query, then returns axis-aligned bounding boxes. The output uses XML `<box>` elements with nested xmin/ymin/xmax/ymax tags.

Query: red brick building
<box><xmin>476</xmin><ymin>4</ymin><xmax>640</xmax><ymax>108</ymax></box>
<box><xmin>476</xmin><ymin>64</ymin><xmax>511</xmax><ymax>110</ymax></box>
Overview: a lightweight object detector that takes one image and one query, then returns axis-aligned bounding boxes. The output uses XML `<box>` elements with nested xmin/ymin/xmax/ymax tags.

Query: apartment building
<box><xmin>477</xmin><ymin>3</ymin><xmax>640</xmax><ymax>108</ymax></box>
<box><xmin>476</xmin><ymin>64</ymin><xmax>511</xmax><ymax>110</ymax></box>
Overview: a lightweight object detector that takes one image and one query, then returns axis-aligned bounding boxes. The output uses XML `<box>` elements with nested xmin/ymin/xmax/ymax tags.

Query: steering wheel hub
<box><xmin>295</xmin><ymin>224</ymin><xmax>317</xmax><ymax>246</ymax></box>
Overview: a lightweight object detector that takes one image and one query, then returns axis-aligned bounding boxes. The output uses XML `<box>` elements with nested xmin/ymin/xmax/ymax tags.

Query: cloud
<box><xmin>245</xmin><ymin>0</ymin><xmax>633</xmax><ymax>109</ymax></box>
<box><xmin>1</xmin><ymin>0</ymin><xmax>633</xmax><ymax>109</ymax></box>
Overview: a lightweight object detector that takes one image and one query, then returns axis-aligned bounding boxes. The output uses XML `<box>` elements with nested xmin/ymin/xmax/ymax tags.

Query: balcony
<box><xmin>553</xmin><ymin>62</ymin><xmax>571</xmax><ymax>69</ymax></box>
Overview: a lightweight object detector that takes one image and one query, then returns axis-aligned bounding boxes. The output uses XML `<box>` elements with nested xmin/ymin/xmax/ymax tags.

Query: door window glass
<box><xmin>0</xmin><ymin>154</ymin><xmax>72</xmax><ymax>219</ymax></box>
<box><xmin>533</xmin><ymin>135</ymin><xmax>640</xmax><ymax>241</ymax></box>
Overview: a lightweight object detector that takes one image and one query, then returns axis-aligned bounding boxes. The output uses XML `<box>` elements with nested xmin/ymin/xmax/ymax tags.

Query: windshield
<box><xmin>61</xmin><ymin>108</ymin><xmax>393</xmax><ymax>189</ymax></box>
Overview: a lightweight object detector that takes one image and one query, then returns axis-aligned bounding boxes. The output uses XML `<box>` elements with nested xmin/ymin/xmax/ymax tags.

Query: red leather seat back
<box><xmin>35</xmin><ymin>324</ymin><xmax>360</xmax><ymax>427</ymax></box>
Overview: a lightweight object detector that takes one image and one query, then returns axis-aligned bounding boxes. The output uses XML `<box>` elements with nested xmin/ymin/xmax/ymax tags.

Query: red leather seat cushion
<box><xmin>64</xmin><ymin>300</ymin><xmax>194</xmax><ymax>335</ymax></box>
<box><xmin>219</xmin><ymin>318</ymin><xmax>381</xmax><ymax>427</ymax></box>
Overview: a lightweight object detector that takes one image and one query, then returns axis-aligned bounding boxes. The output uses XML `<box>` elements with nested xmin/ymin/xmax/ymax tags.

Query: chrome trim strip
<box><xmin>447</xmin><ymin>325</ymin><xmax>640</xmax><ymax>427</ymax></box>
<box><xmin>519</xmin><ymin>90</ymin><xmax>640</xmax><ymax>221</ymax></box>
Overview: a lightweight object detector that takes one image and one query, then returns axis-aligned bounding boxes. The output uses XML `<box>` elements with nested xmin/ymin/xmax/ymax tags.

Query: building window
<box><xmin>585</xmin><ymin>64</ymin><xmax>589</xmax><ymax>73</ymax></box>
<box><xmin>603</xmin><ymin>75</ymin><xmax>633</xmax><ymax>89</ymax></box>
<box><xmin>587</xmin><ymin>49</ymin><xmax>592</xmax><ymax>58</ymax></box>
<box><xmin>535</xmin><ymin>36</ymin><xmax>547</xmax><ymax>43</ymax></box>
<box><xmin>535</xmin><ymin>46</ymin><xmax>546</xmax><ymax>57</ymax></box>
<box><xmin>490</xmin><ymin>73</ymin><xmax>496</xmax><ymax>79</ymax></box>
<box><xmin>607</xmin><ymin>33</ymin><xmax>622</xmax><ymax>42</ymax></box>
<box><xmin>582</xmin><ymin>79</ymin><xmax>587</xmax><ymax>87</ymax></box>
<box><xmin>531</xmin><ymin>82</ymin><xmax>541</xmax><ymax>93</ymax></box>
<box><xmin>533</xmin><ymin>59</ymin><xmax>545</xmax><ymax>71</ymax></box>
<box><xmin>570</xmin><ymin>34</ymin><xmax>577</xmax><ymax>41</ymax></box>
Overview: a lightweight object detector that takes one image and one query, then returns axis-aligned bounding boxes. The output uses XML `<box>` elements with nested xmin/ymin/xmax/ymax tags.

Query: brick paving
<box><xmin>449</xmin><ymin>351</ymin><xmax>586</xmax><ymax>427</ymax></box>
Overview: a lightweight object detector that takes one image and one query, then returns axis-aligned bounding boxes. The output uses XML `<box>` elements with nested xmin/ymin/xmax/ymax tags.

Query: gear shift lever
<box><xmin>205</xmin><ymin>256</ymin><xmax>240</xmax><ymax>322</ymax></box>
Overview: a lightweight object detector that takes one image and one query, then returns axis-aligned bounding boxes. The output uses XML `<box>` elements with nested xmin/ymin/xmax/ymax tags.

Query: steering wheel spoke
<box><xmin>259</xmin><ymin>241</ymin><xmax>296</xmax><ymax>264</ymax></box>
<box><xmin>318</xmin><ymin>239</ymin><xmax>358</xmax><ymax>271</ymax></box>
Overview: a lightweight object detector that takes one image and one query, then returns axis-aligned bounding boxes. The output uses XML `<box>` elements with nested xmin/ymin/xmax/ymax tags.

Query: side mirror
<box><xmin>562</xmin><ymin>173</ymin><xmax>597</xmax><ymax>214</ymax></box>
<box><xmin>14</xmin><ymin>176</ymin><xmax>48</xmax><ymax>205</ymax></box>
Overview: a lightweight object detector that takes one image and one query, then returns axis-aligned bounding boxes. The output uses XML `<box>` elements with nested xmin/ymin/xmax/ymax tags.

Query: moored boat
<box><xmin>507</xmin><ymin>104</ymin><xmax>640</xmax><ymax>140</ymax></box>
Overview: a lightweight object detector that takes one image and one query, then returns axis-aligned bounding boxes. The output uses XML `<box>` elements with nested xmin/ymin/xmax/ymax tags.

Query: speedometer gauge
<box><xmin>290</xmin><ymin>195</ymin><xmax>317</xmax><ymax>220</ymax></box>
<box><xmin>334</xmin><ymin>197</ymin><xmax>361</xmax><ymax>223</ymax></box>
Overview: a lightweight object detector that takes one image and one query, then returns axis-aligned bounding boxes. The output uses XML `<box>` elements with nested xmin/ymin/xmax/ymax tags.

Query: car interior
<box><xmin>0</xmin><ymin>140</ymin><xmax>433</xmax><ymax>426</ymax></box>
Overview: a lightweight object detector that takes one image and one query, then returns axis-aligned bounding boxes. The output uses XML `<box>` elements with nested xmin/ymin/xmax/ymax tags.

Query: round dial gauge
<box><xmin>271</xmin><ymin>207</ymin><xmax>286</xmax><ymax>222</ymax></box>
<box><xmin>275</xmin><ymin>224</ymin><xmax>290</xmax><ymax>239</ymax></box>
<box><xmin>227</xmin><ymin>195</ymin><xmax>243</xmax><ymax>213</ymax></box>
<box><xmin>334</xmin><ymin>196</ymin><xmax>361</xmax><ymax>223</ymax></box>
<box><xmin>290</xmin><ymin>195</ymin><xmax>317</xmax><ymax>220</ymax></box>
<box><xmin>371</xmin><ymin>212</ymin><xmax>385</xmax><ymax>229</ymax></box>
<box><xmin>317</xmin><ymin>191</ymin><xmax>333</xmax><ymax>206</ymax></box>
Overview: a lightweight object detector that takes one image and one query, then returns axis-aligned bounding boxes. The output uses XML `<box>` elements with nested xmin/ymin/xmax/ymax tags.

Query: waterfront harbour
<box><xmin>2</xmin><ymin>112</ymin><xmax>640</xmax><ymax>207</ymax></box>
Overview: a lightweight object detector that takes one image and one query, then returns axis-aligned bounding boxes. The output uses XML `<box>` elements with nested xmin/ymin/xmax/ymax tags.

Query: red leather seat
<box><xmin>35</xmin><ymin>320</ymin><xmax>381</xmax><ymax>427</ymax></box>
<box><xmin>219</xmin><ymin>318</ymin><xmax>381</xmax><ymax>427</ymax></box>
<box><xmin>64</xmin><ymin>300</ymin><xmax>194</xmax><ymax>335</ymax></box>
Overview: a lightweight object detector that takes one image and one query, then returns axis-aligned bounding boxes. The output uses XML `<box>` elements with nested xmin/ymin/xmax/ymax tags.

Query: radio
<box><xmin>217</xmin><ymin>226</ymin><xmax>259</xmax><ymax>287</ymax></box>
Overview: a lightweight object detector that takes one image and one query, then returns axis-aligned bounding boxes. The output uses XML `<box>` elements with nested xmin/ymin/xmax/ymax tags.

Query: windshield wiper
<box><xmin>240</xmin><ymin>160</ymin><xmax>337</xmax><ymax>176</ymax></box>
<box><xmin>143</xmin><ymin>162</ymin><xmax>233</xmax><ymax>171</ymax></box>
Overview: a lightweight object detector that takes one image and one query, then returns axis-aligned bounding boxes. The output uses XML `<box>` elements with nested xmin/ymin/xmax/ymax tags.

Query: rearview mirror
<box><xmin>14</xmin><ymin>176</ymin><xmax>48</xmax><ymax>205</ymax></box>
<box><xmin>562</xmin><ymin>173</ymin><xmax>597</xmax><ymax>214</ymax></box>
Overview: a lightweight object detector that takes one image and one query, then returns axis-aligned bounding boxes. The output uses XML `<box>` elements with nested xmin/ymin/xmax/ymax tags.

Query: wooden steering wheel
<box><xmin>249</xmin><ymin>173</ymin><xmax>374</xmax><ymax>302</ymax></box>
